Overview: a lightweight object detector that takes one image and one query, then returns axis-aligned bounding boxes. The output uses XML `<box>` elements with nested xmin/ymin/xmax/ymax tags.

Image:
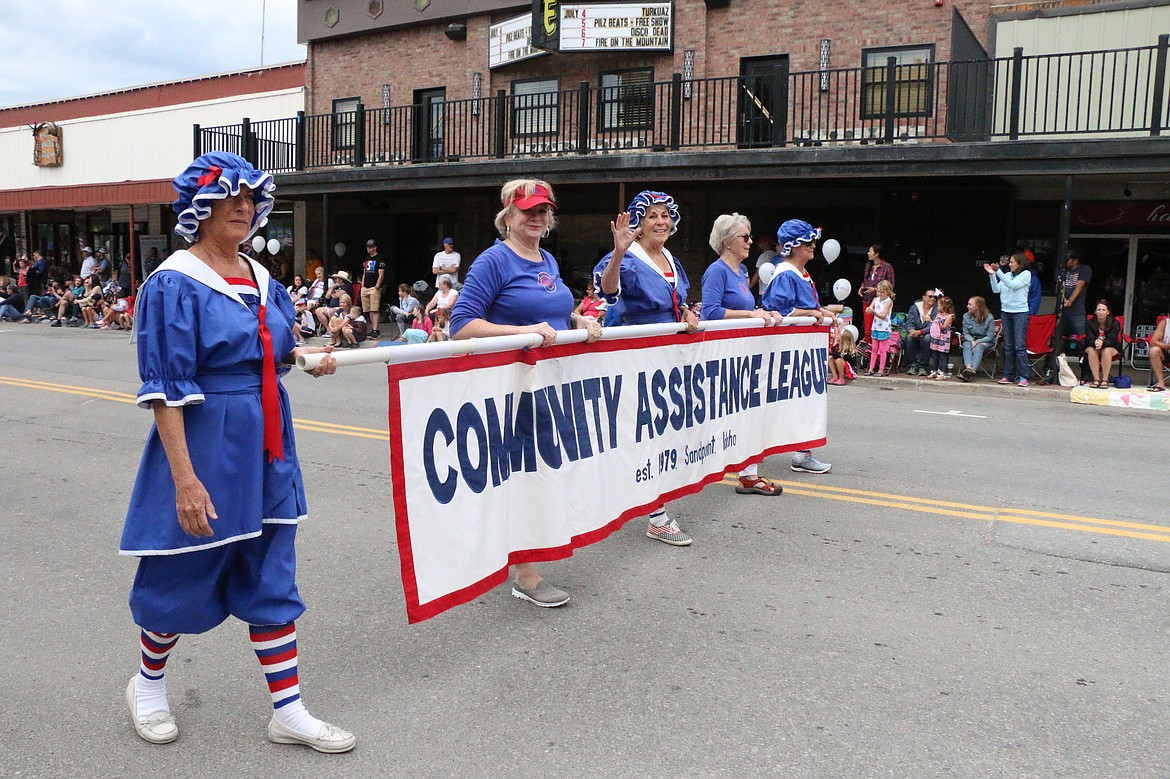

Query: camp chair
<box><xmin>1025</xmin><ymin>313</ymin><xmax>1057</xmax><ymax>380</ymax></box>
<box><xmin>976</xmin><ymin>319</ymin><xmax>1002</xmax><ymax>379</ymax></box>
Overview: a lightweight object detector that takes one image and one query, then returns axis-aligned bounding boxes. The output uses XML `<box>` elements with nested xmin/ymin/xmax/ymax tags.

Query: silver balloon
<box><xmin>822</xmin><ymin>238</ymin><xmax>842</xmax><ymax>263</ymax></box>
<box><xmin>334</xmin><ymin>242</ymin><xmax>346</xmax><ymax>258</ymax></box>
<box><xmin>267</xmin><ymin>238</ymin><xmax>281</xmax><ymax>255</ymax></box>
<box><xmin>251</xmin><ymin>235</ymin><xmax>265</xmax><ymax>253</ymax></box>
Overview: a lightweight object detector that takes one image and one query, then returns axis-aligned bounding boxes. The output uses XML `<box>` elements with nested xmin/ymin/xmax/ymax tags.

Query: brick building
<box><xmin>198</xmin><ymin>0</ymin><xmax>1170</xmax><ymax>329</ymax></box>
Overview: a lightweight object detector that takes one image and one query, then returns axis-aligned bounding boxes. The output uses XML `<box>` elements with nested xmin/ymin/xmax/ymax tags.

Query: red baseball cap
<box><xmin>510</xmin><ymin>184</ymin><xmax>557</xmax><ymax>211</ymax></box>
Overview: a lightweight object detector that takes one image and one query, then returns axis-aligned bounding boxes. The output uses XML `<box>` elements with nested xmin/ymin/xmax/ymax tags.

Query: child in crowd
<box><xmin>828</xmin><ymin>325</ymin><xmax>858</xmax><ymax>385</ymax></box>
<box><xmin>928</xmin><ymin>295</ymin><xmax>955</xmax><ymax>379</ymax></box>
<box><xmin>343</xmin><ymin>305</ymin><xmax>368</xmax><ymax>347</ymax></box>
<box><xmin>428</xmin><ymin>307</ymin><xmax>450</xmax><ymax>343</ymax></box>
<box><xmin>865</xmin><ymin>279</ymin><xmax>895</xmax><ymax>375</ymax></box>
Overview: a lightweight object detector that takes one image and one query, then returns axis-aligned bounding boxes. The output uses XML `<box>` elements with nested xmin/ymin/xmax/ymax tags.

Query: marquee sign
<box><xmin>559</xmin><ymin>2</ymin><xmax>672</xmax><ymax>52</ymax></box>
<box><xmin>489</xmin><ymin>13</ymin><xmax>548</xmax><ymax>69</ymax></box>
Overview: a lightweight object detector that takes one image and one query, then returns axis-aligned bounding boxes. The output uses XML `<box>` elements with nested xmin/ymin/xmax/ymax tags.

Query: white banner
<box><xmin>390</xmin><ymin>325</ymin><xmax>828</xmax><ymax>622</ymax></box>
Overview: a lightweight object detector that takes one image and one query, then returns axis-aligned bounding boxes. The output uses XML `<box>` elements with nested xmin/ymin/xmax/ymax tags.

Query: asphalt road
<box><xmin>1</xmin><ymin>324</ymin><xmax>1167</xmax><ymax>778</ymax></box>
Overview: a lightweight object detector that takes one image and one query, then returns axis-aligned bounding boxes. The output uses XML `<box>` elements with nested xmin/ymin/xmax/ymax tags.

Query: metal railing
<box><xmin>196</xmin><ymin>37</ymin><xmax>1170</xmax><ymax>174</ymax></box>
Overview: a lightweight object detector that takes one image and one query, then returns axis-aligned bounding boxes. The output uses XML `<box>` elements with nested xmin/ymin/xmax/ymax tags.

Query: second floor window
<box><xmin>332</xmin><ymin>97</ymin><xmax>360</xmax><ymax>150</ymax></box>
<box><xmin>862</xmin><ymin>45</ymin><xmax>935</xmax><ymax>119</ymax></box>
<box><xmin>599</xmin><ymin>68</ymin><xmax>654</xmax><ymax>132</ymax></box>
<box><xmin>512</xmin><ymin>78</ymin><xmax>559</xmax><ymax>136</ymax></box>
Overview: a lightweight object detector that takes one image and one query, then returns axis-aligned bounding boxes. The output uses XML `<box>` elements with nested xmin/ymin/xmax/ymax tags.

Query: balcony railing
<box><xmin>196</xmin><ymin>38</ymin><xmax>1170</xmax><ymax>175</ymax></box>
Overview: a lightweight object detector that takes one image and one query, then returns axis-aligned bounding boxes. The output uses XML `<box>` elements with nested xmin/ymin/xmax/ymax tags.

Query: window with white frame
<box><xmin>511</xmin><ymin>78</ymin><xmax>559</xmax><ymax>137</ymax></box>
<box><xmin>332</xmin><ymin>96</ymin><xmax>360</xmax><ymax>150</ymax></box>
<box><xmin>599</xmin><ymin>68</ymin><xmax>654</xmax><ymax>131</ymax></box>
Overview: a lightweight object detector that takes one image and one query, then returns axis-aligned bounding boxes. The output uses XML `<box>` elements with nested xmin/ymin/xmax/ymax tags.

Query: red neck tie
<box><xmin>256</xmin><ymin>303</ymin><xmax>283</xmax><ymax>463</ymax></box>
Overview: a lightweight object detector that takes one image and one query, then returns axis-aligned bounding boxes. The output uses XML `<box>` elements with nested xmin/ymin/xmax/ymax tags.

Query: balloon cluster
<box><xmin>757</xmin><ymin>236</ymin><xmax>844</xmax><ymax>291</ymax></box>
<box><xmin>251</xmin><ymin>236</ymin><xmax>282</xmax><ymax>256</ymax></box>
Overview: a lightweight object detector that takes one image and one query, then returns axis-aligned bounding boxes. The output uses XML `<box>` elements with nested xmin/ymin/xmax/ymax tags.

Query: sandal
<box><xmin>735</xmin><ymin>475</ymin><xmax>783</xmax><ymax>496</ymax></box>
<box><xmin>1148</xmin><ymin>385</ymin><xmax>1165</xmax><ymax>392</ymax></box>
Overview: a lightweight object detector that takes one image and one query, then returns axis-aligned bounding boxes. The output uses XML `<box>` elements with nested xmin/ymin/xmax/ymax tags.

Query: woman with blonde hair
<box><xmin>958</xmin><ymin>295</ymin><xmax>996</xmax><ymax>381</ymax></box>
<box><xmin>701</xmin><ymin>213</ymin><xmax>783</xmax><ymax>496</ymax></box>
<box><xmin>450</xmin><ymin>178</ymin><xmax>602</xmax><ymax>608</ymax></box>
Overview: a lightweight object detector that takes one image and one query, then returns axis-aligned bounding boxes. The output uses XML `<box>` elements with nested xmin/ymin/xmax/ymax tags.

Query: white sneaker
<box><xmin>791</xmin><ymin>454</ymin><xmax>832</xmax><ymax>474</ymax></box>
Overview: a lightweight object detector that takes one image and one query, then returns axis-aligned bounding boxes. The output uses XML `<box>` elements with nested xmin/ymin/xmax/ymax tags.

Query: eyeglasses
<box><xmin>738</xmin><ymin>234</ymin><xmax>753</xmax><ymax>242</ymax></box>
<box><xmin>925</xmin><ymin>294</ymin><xmax>937</xmax><ymax>299</ymax></box>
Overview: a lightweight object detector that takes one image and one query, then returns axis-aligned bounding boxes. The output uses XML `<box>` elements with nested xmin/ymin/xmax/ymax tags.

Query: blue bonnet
<box><xmin>172</xmin><ymin>152</ymin><xmax>275</xmax><ymax>243</ymax></box>
<box><xmin>627</xmin><ymin>190</ymin><xmax>680</xmax><ymax>235</ymax></box>
<box><xmin>776</xmin><ymin>219</ymin><xmax>822</xmax><ymax>257</ymax></box>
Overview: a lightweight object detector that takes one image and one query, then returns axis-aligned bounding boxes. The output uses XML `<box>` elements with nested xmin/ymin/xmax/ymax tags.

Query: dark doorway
<box><xmin>738</xmin><ymin>55</ymin><xmax>788</xmax><ymax>147</ymax></box>
<box><xmin>413</xmin><ymin>87</ymin><xmax>446</xmax><ymax>162</ymax></box>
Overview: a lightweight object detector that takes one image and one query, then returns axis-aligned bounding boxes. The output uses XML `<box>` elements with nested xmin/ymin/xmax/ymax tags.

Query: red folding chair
<box><xmin>1025</xmin><ymin>314</ymin><xmax>1056</xmax><ymax>380</ymax></box>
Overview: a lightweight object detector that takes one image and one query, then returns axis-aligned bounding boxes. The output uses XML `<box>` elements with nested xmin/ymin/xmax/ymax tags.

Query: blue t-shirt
<box><xmin>700</xmin><ymin>259</ymin><xmax>754</xmax><ymax>321</ymax></box>
<box><xmin>449</xmin><ymin>239</ymin><xmax>573</xmax><ymax>336</ymax></box>
<box><xmin>761</xmin><ymin>262</ymin><xmax>820</xmax><ymax>317</ymax></box>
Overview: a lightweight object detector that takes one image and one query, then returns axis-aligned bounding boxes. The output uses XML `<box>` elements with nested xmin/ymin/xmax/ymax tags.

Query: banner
<box><xmin>389</xmin><ymin>325</ymin><xmax>828</xmax><ymax>622</ymax></box>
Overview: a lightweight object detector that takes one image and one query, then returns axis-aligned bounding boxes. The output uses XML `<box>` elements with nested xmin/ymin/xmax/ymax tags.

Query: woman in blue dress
<box><xmin>700</xmin><ymin>213</ymin><xmax>784</xmax><ymax>496</ymax></box>
<box><xmin>451</xmin><ymin>178</ymin><xmax>602</xmax><ymax>608</ymax></box>
<box><xmin>119</xmin><ymin>153</ymin><xmax>353</xmax><ymax>753</ymax></box>
<box><xmin>594</xmin><ymin>190</ymin><xmax>700</xmax><ymax>547</ymax></box>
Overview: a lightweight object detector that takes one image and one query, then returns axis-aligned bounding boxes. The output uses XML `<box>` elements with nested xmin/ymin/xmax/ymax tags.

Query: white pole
<box><xmin>297</xmin><ymin>317</ymin><xmax>829</xmax><ymax>372</ymax></box>
<box><xmin>260</xmin><ymin>0</ymin><xmax>267</xmax><ymax>67</ymax></box>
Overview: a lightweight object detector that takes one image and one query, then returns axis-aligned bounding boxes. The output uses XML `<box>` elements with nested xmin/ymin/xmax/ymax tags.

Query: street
<box><xmin>1</xmin><ymin>325</ymin><xmax>1167</xmax><ymax>778</ymax></box>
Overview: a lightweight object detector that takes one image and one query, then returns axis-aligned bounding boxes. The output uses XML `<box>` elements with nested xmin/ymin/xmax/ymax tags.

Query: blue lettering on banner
<box><xmin>422</xmin><ymin>346</ymin><xmax>825</xmax><ymax>502</ymax></box>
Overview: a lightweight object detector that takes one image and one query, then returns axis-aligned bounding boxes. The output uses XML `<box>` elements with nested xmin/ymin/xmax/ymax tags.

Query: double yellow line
<box><xmin>0</xmin><ymin>376</ymin><xmax>390</xmax><ymax>441</ymax></box>
<box><xmin>721</xmin><ymin>477</ymin><xmax>1170</xmax><ymax>545</ymax></box>
<box><xmin>6</xmin><ymin>375</ymin><xmax>1167</xmax><ymax>545</ymax></box>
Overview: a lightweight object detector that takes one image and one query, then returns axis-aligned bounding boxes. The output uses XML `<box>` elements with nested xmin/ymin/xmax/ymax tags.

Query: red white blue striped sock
<box><xmin>250</xmin><ymin>622</ymin><xmax>323</xmax><ymax>736</ymax></box>
<box><xmin>134</xmin><ymin>630</ymin><xmax>177</xmax><ymax>718</ymax></box>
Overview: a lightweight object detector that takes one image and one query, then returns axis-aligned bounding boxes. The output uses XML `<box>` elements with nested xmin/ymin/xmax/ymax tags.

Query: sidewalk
<box><xmin>849</xmin><ymin>362</ymin><xmax>1169</xmax><ymax>411</ymax></box>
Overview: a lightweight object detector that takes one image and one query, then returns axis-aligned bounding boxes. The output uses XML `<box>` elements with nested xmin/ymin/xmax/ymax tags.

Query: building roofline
<box><xmin>0</xmin><ymin>60</ymin><xmax>305</xmax><ymax>112</ymax></box>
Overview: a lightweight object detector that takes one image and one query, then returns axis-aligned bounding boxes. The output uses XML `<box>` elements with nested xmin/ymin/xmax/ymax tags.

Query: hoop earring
<box><xmin>543</xmin><ymin>227</ymin><xmax>551</xmax><ymax>238</ymax></box>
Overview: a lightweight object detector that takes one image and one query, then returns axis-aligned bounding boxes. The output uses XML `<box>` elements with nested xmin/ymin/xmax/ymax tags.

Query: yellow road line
<box><xmin>9</xmin><ymin>375</ymin><xmax>1166</xmax><ymax>543</ymax></box>
<box><xmin>721</xmin><ymin>477</ymin><xmax>1170</xmax><ymax>544</ymax></box>
<box><xmin>0</xmin><ymin>375</ymin><xmax>390</xmax><ymax>440</ymax></box>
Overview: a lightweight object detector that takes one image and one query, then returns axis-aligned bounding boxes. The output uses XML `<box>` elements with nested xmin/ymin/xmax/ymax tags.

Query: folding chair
<box><xmin>1025</xmin><ymin>313</ymin><xmax>1057</xmax><ymax>380</ymax></box>
<box><xmin>977</xmin><ymin>319</ymin><xmax>1002</xmax><ymax>379</ymax></box>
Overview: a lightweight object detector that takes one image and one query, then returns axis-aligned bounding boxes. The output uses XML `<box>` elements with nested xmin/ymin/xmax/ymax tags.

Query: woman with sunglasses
<box><xmin>701</xmin><ymin>213</ymin><xmax>783</xmax><ymax>495</ymax></box>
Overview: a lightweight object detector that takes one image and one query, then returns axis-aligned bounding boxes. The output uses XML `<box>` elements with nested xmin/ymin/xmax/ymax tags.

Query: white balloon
<box><xmin>758</xmin><ymin>262</ymin><xmax>776</xmax><ymax>289</ymax></box>
<box><xmin>251</xmin><ymin>235</ymin><xmax>265</xmax><ymax>253</ymax></box>
<box><xmin>832</xmin><ymin>278</ymin><xmax>851</xmax><ymax>301</ymax></box>
<box><xmin>334</xmin><ymin>242</ymin><xmax>347</xmax><ymax>258</ymax></box>
<box><xmin>822</xmin><ymin>238</ymin><xmax>842</xmax><ymax>263</ymax></box>
<box><xmin>267</xmin><ymin>238</ymin><xmax>281</xmax><ymax>255</ymax></box>
<box><xmin>843</xmin><ymin>324</ymin><xmax>859</xmax><ymax>343</ymax></box>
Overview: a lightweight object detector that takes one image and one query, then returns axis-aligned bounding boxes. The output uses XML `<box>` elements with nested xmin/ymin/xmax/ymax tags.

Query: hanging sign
<box><xmin>489</xmin><ymin>13</ymin><xmax>549</xmax><ymax>69</ymax></box>
<box><xmin>559</xmin><ymin>2</ymin><xmax>673</xmax><ymax>51</ymax></box>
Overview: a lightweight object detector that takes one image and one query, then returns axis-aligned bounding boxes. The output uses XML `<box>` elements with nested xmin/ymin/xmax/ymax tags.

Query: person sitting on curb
<box><xmin>903</xmin><ymin>288</ymin><xmax>939</xmax><ymax>376</ymax></box>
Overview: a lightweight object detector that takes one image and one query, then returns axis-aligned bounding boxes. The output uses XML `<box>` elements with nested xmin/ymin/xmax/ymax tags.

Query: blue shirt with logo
<box><xmin>450</xmin><ymin>239</ymin><xmax>573</xmax><ymax>335</ymax></box>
